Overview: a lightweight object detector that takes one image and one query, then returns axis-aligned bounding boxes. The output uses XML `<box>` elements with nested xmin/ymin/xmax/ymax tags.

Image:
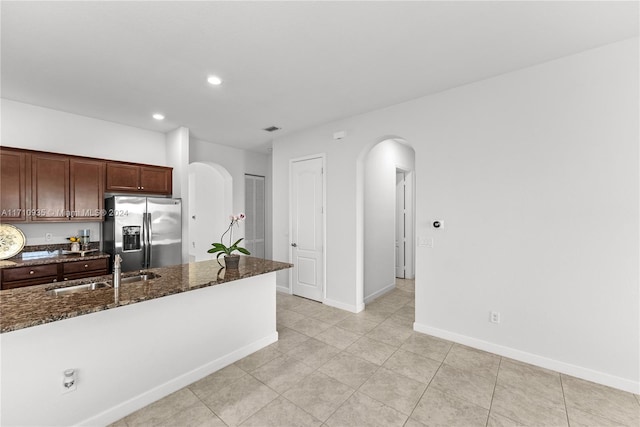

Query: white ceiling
<box><xmin>2</xmin><ymin>1</ymin><xmax>638</xmax><ymax>152</ymax></box>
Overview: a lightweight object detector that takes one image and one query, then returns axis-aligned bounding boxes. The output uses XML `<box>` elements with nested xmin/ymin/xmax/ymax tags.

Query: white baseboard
<box><xmin>364</xmin><ymin>282</ymin><xmax>395</xmax><ymax>304</ymax></box>
<box><xmin>276</xmin><ymin>285</ymin><xmax>291</xmax><ymax>294</ymax></box>
<box><xmin>413</xmin><ymin>322</ymin><xmax>639</xmax><ymax>394</ymax></box>
<box><xmin>79</xmin><ymin>332</ymin><xmax>279</xmax><ymax>426</ymax></box>
<box><xmin>324</xmin><ymin>297</ymin><xmax>363</xmax><ymax>313</ymax></box>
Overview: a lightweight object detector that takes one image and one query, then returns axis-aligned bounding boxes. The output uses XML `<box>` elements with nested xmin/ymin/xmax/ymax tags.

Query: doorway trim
<box><xmin>395</xmin><ymin>167</ymin><xmax>415</xmax><ymax>280</ymax></box>
<box><xmin>288</xmin><ymin>153</ymin><xmax>327</xmax><ymax>301</ymax></box>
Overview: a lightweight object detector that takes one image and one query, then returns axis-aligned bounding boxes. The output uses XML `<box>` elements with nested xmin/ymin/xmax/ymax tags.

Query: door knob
<box><xmin>291</xmin><ymin>243</ymin><xmax>297</xmax><ymax>247</ymax></box>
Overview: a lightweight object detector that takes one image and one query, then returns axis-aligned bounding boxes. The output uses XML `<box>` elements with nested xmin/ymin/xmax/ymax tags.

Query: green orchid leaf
<box><xmin>237</xmin><ymin>247</ymin><xmax>251</xmax><ymax>255</ymax></box>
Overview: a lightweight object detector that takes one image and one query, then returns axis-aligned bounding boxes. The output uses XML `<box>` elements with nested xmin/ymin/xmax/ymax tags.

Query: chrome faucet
<box><xmin>113</xmin><ymin>254</ymin><xmax>122</xmax><ymax>289</ymax></box>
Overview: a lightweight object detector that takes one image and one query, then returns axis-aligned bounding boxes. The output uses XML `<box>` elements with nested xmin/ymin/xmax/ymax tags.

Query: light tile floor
<box><xmin>113</xmin><ymin>279</ymin><xmax>640</xmax><ymax>426</ymax></box>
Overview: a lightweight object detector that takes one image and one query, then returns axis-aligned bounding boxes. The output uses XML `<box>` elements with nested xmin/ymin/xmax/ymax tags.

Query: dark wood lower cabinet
<box><xmin>62</xmin><ymin>258</ymin><xmax>108</xmax><ymax>281</ymax></box>
<box><xmin>1</xmin><ymin>264</ymin><xmax>58</xmax><ymax>290</ymax></box>
<box><xmin>0</xmin><ymin>258</ymin><xmax>109</xmax><ymax>290</ymax></box>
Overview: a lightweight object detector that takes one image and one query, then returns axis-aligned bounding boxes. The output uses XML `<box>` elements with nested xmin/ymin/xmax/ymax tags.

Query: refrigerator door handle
<box><xmin>147</xmin><ymin>213</ymin><xmax>152</xmax><ymax>268</ymax></box>
<box><xmin>141</xmin><ymin>213</ymin><xmax>146</xmax><ymax>268</ymax></box>
<box><xmin>142</xmin><ymin>212</ymin><xmax>150</xmax><ymax>269</ymax></box>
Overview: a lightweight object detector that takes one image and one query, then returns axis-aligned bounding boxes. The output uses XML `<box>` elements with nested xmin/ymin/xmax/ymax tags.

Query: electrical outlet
<box><xmin>45</xmin><ymin>233</ymin><xmax>53</xmax><ymax>242</ymax></box>
<box><xmin>490</xmin><ymin>311</ymin><xmax>501</xmax><ymax>323</ymax></box>
<box><xmin>61</xmin><ymin>369</ymin><xmax>77</xmax><ymax>394</ymax></box>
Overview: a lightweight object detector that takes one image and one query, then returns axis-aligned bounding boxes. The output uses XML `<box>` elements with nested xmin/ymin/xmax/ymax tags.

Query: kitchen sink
<box><xmin>45</xmin><ymin>272</ymin><xmax>160</xmax><ymax>296</ymax></box>
<box><xmin>120</xmin><ymin>272</ymin><xmax>161</xmax><ymax>284</ymax></box>
<box><xmin>46</xmin><ymin>282</ymin><xmax>111</xmax><ymax>296</ymax></box>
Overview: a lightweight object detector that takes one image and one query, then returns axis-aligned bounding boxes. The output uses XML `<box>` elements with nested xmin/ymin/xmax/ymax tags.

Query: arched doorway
<box><xmin>361</xmin><ymin>138</ymin><xmax>416</xmax><ymax>304</ymax></box>
<box><xmin>188</xmin><ymin>162</ymin><xmax>232</xmax><ymax>262</ymax></box>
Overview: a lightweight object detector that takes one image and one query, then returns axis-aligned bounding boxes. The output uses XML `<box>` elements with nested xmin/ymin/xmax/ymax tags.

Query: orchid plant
<box><xmin>208</xmin><ymin>213</ymin><xmax>251</xmax><ymax>260</ymax></box>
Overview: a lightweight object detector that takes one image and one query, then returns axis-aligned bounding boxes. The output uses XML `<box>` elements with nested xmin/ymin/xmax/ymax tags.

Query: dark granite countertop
<box><xmin>0</xmin><ymin>250</ymin><xmax>110</xmax><ymax>269</ymax></box>
<box><xmin>0</xmin><ymin>256</ymin><xmax>292</xmax><ymax>333</ymax></box>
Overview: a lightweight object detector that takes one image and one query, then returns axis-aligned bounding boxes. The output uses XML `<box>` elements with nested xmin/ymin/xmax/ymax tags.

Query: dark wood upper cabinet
<box><xmin>105</xmin><ymin>163</ymin><xmax>140</xmax><ymax>192</ymax></box>
<box><xmin>1</xmin><ymin>148</ymin><xmax>172</xmax><ymax>223</ymax></box>
<box><xmin>140</xmin><ymin>166</ymin><xmax>172</xmax><ymax>194</ymax></box>
<box><xmin>30</xmin><ymin>154</ymin><xmax>104</xmax><ymax>222</ymax></box>
<box><xmin>70</xmin><ymin>158</ymin><xmax>105</xmax><ymax>220</ymax></box>
<box><xmin>106</xmin><ymin>162</ymin><xmax>172</xmax><ymax>195</ymax></box>
<box><xmin>31</xmin><ymin>153</ymin><xmax>69</xmax><ymax>221</ymax></box>
<box><xmin>0</xmin><ymin>148</ymin><xmax>29</xmax><ymax>222</ymax></box>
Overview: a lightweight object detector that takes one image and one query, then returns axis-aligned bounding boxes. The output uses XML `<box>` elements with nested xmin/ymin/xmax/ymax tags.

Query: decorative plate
<box><xmin>0</xmin><ymin>224</ymin><xmax>26</xmax><ymax>260</ymax></box>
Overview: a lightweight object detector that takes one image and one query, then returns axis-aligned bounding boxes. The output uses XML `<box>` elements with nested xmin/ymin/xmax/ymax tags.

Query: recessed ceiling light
<box><xmin>207</xmin><ymin>75</ymin><xmax>222</xmax><ymax>86</ymax></box>
<box><xmin>152</xmin><ymin>113</ymin><xmax>165</xmax><ymax>121</ymax></box>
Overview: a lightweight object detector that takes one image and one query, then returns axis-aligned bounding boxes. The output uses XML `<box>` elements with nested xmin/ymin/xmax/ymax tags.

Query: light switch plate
<box><xmin>418</xmin><ymin>237</ymin><xmax>433</xmax><ymax>248</ymax></box>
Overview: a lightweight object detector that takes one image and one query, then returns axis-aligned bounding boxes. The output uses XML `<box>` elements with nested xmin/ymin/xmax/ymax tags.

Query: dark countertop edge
<box><xmin>0</xmin><ymin>257</ymin><xmax>292</xmax><ymax>333</ymax></box>
<box><xmin>0</xmin><ymin>253</ymin><xmax>110</xmax><ymax>268</ymax></box>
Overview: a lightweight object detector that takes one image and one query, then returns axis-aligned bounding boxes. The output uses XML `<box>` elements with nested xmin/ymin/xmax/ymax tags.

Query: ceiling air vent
<box><xmin>263</xmin><ymin>126</ymin><xmax>281</xmax><ymax>132</ymax></box>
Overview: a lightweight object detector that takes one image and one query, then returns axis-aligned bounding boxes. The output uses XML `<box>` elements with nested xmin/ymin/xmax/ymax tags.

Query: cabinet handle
<box><xmin>29</xmin><ymin>270</ymin><xmax>34</xmax><ymax>275</ymax></box>
<box><xmin>140</xmin><ymin>186</ymin><xmax>144</xmax><ymax>190</ymax></box>
<box><xmin>84</xmin><ymin>264</ymin><xmax>89</xmax><ymax>268</ymax></box>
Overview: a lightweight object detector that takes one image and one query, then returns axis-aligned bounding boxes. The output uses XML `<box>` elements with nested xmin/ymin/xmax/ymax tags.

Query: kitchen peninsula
<box><xmin>0</xmin><ymin>256</ymin><xmax>292</xmax><ymax>426</ymax></box>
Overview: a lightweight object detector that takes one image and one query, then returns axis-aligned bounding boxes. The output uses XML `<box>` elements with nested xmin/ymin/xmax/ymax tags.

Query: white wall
<box><xmin>364</xmin><ymin>139</ymin><xmax>415</xmax><ymax>301</ymax></box>
<box><xmin>189</xmin><ymin>138</ymin><xmax>272</xmax><ymax>259</ymax></box>
<box><xmin>166</xmin><ymin>127</ymin><xmax>190</xmax><ymax>263</ymax></box>
<box><xmin>12</xmin><ymin>222</ymin><xmax>102</xmax><ymax>247</ymax></box>
<box><xmin>271</xmin><ymin>38</ymin><xmax>639</xmax><ymax>392</ymax></box>
<box><xmin>1</xmin><ymin>99</ymin><xmax>168</xmax><ymax>245</ymax></box>
<box><xmin>1</xmin><ymin>99</ymin><xmax>166</xmax><ymax>164</ymax></box>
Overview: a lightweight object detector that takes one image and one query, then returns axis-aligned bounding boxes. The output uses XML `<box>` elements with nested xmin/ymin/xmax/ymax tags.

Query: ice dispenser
<box><xmin>122</xmin><ymin>226</ymin><xmax>141</xmax><ymax>251</ymax></box>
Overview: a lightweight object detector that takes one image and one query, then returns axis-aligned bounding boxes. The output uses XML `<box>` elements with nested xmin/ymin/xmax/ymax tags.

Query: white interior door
<box><xmin>396</xmin><ymin>171</ymin><xmax>406</xmax><ymax>278</ymax></box>
<box><xmin>291</xmin><ymin>157</ymin><xmax>324</xmax><ymax>301</ymax></box>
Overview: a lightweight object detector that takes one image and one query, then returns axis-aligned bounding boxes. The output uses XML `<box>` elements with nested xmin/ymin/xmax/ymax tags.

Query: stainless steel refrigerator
<box><xmin>103</xmin><ymin>196</ymin><xmax>182</xmax><ymax>272</ymax></box>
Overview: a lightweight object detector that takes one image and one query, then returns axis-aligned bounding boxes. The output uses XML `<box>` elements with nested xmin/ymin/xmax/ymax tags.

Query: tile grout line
<box><xmin>559</xmin><ymin>373</ymin><xmax>571</xmax><ymax>427</ymax></box>
<box><xmin>404</xmin><ymin>355</ymin><xmax>446</xmax><ymax>426</ymax></box>
<box><xmin>485</xmin><ymin>355</ymin><xmax>503</xmax><ymax>427</ymax></box>
<box><xmin>403</xmin><ymin>325</ymin><xmax>455</xmax><ymax>425</ymax></box>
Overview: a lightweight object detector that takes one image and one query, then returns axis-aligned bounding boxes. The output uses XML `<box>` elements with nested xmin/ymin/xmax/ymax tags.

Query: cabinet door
<box><xmin>1</xmin><ymin>264</ymin><xmax>58</xmax><ymax>290</ymax></box>
<box><xmin>70</xmin><ymin>158</ymin><xmax>104</xmax><ymax>220</ymax></box>
<box><xmin>62</xmin><ymin>258</ymin><xmax>108</xmax><ymax>280</ymax></box>
<box><xmin>140</xmin><ymin>166</ymin><xmax>172</xmax><ymax>194</ymax></box>
<box><xmin>31</xmin><ymin>153</ymin><xmax>69</xmax><ymax>221</ymax></box>
<box><xmin>0</xmin><ymin>149</ymin><xmax>28</xmax><ymax>222</ymax></box>
<box><xmin>106</xmin><ymin>163</ymin><xmax>140</xmax><ymax>192</ymax></box>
